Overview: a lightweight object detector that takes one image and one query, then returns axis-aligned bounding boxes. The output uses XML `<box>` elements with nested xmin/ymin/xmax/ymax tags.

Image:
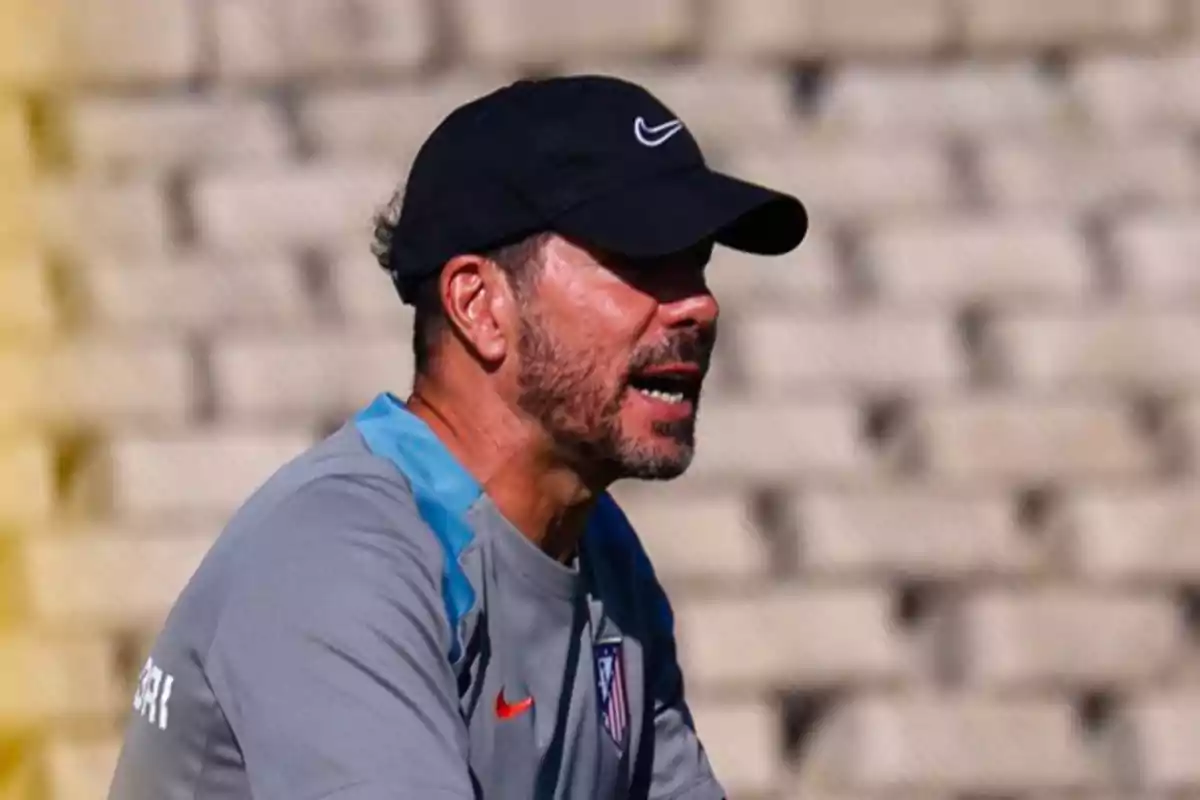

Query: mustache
<box><xmin>627</xmin><ymin>327</ymin><xmax>716</xmax><ymax>374</ymax></box>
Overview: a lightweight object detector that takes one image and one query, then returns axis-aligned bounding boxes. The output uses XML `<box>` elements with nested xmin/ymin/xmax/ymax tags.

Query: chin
<box><xmin>617</xmin><ymin>437</ymin><xmax>695</xmax><ymax>481</ymax></box>
<box><xmin>628</xmin><ymin>460</ymin><xmax>691</xmax><ymax>481</ymax></box>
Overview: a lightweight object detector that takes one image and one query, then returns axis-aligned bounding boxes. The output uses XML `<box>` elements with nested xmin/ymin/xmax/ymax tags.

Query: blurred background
<box><xmin>3</xmin><ymin>0</ymin><xmax>1200</xmax><ymax>798</ymax></box>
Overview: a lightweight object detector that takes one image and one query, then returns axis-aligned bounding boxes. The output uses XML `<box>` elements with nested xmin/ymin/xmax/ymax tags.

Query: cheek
<box><xmin>557</xmin><ymin>283</ymin><xmax>653</xmax><ymax>357</ymax></box>
<box><xmin>552</xmin><ymin>317</ymin><xmax>626</xmax><ymax>385</ymax></box>
<box><xmin>535</xmin><ymin>263</ymin><xmax>658</xmax><ymax>386</ymax></box>
<box><xmin>562</xmin><ymin>316</ymin><xmax>640</xmax><ymax>390</ymax></box>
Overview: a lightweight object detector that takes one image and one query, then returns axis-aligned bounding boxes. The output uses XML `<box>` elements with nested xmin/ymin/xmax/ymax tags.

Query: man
<box><xmin>107</xmin><ymin>75</ymin><xmax>807</xmax><ymax>799</ymax></box>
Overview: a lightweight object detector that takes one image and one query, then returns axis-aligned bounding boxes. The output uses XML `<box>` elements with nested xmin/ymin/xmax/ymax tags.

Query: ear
<box><xmin>439</xmin><ymin>254</ymin><xmax>518</xmax><ymax>364</ymax></box>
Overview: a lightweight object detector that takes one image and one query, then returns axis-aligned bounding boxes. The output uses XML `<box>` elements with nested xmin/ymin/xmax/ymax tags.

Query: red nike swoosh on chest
<box><xmin>495</xmin><ymin>689</ymin><xmax>534</xmax><ymax>720</ymax></box>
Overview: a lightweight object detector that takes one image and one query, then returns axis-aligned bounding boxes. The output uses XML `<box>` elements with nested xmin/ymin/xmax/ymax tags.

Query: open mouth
<box><xmin>627</xmin><ymin>366</ymin><xmax>703</xmax><ymax>406</ymax></box>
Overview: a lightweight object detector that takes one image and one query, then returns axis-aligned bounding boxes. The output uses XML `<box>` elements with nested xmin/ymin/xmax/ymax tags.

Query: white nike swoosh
<box><xmin>634</xmin><ymin>116</ymin><xmax>684</xmax><ymax>147</ymax></box>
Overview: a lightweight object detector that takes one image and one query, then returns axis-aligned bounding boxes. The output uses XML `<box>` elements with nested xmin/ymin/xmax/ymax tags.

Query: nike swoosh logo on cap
<box><xmin>495</xmin><ymin>688</ymin><xmax>534</xmax><ymax>720</ymax></box>
<box><xmin>634</xmin><ymin>116</ymin><xmax>684</xmax><ymax>147</ymax></box>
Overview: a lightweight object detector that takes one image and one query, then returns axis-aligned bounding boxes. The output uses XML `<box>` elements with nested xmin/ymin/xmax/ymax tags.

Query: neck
<box><xmin>405</xmin><ymin>377</ymin><xmax>603</xmax><ymax>565</ymax></box>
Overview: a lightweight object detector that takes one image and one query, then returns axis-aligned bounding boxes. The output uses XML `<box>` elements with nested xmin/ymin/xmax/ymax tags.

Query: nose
<box><xmin>660</xmin><ymin>286</ymin><xmax>719</xmax><ymax>331</ymax></box>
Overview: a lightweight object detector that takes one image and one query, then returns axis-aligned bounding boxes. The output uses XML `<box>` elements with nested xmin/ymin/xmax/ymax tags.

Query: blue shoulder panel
<box><xmin>587</xmin><ymin>493</ymin><xmax>675</xmax><ymax>637</ymax></box>
<box><xmin>353</xmin><ymin>392</ymin><xmax>481</xmax><ymax>663</ymax></box>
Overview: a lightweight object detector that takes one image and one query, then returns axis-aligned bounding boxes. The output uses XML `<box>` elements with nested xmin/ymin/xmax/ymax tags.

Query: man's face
<box><xmin>511</xmin><ymin>234</ymin><xmax>719</xmax><ymax>482</ymax></box>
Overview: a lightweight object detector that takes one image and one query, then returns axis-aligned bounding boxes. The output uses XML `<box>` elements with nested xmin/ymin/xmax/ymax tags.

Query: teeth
<box><xmin>637</xmin><ymin>388</ymin><xmax>685</xmax><ymax>404</ymax></box>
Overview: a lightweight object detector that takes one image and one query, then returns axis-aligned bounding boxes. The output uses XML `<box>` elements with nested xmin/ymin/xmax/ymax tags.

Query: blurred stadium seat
<box><xmin>6</xmin><ymin>0</ymin><xmax>1200</xmax><ymax>798</ymax></box>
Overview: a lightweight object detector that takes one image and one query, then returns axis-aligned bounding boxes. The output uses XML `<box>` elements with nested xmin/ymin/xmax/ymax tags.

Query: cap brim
<box><xmin>551</xmin><ymin>167</ymin><xmax>808</xmax><ymax>259</ymax></box>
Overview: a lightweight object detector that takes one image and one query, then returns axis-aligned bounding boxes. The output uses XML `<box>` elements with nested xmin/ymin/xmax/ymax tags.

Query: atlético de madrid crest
<box><xmin>594</xmin><ymin>639</ymin><xmax>629</xmax><ymax>748</ymax></box>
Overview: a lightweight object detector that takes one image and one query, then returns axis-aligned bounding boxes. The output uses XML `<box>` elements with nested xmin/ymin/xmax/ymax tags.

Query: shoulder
<box><xmin>163</xmin><ymin>421</ymin><xmax>456</xmax><ymax>653</ymax></box>
<box><xmin>210</xmin><ymin>422</ymin><xmax>449</xmax><ymax>581</ymax></box>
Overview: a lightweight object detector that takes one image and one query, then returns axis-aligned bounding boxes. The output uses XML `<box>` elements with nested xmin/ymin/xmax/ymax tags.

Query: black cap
<box><xmin>386</xmin><ymin>74</ymin><xmax>808</xmax><ymax>302</ymax></box>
